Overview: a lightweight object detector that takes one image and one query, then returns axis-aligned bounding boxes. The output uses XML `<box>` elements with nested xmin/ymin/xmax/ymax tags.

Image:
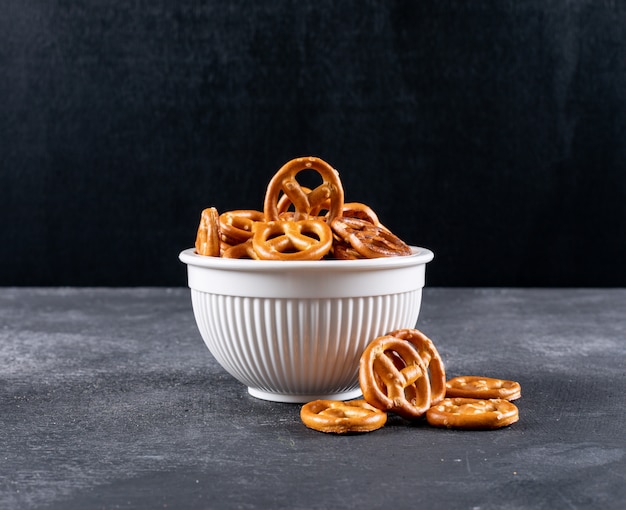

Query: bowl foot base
<box><xmin>248</xmin><ymin>387</ymin><xmax>362</xmax><ymax>403</ymax></box>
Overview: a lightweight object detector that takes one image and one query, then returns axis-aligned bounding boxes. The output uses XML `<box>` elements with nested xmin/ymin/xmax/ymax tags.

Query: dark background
<box><xmin>1</xmin><ymin>0</ymin><xmax>624</xmax><ymax>287</ymax></box>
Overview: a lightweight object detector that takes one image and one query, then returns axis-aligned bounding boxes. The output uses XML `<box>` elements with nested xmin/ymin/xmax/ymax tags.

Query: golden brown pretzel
<box><xmin>195</xmin><ymin>207</ymin><xmax>221</xmax><ymax>257</ymax></box>
<box><xmin>300</xmin><ymin>399</ymin><xmax>387</xmax><ymax>434</ymax></box>
<box><xmin>251</xmin><ymin>219</ymin><xmax>333</xmax><ymax>260</ymax></box>
<box><xmin>263</xmin><ymin>157</ymin><xmax>345</xmax><ymax>223</ymax></box>
<box><xmin>359</xmin><ymin>335</ymin><xmax>432</xmax><ymax>420</ymax></box>
<box><xmin>445</xmin><ymin>376</ymin><xmax>521</xmax><ymax>401</ymax></box>
<box><xmin>331</xmin><ymin>217</ymin><xmax>411</xmax><ymax>258</ymax></box>
<box><xmin>340</xmin><ymin>202</ymin><xmax>381</xmax><ymax>226</ymax></box>
<box><xmin>219</xmin><ymin>210</ymin><xmax>265</xmax><ymax>245</ymax></box>
<box><xmin>221</xmin><ymin>239</ymin><xmax>259</xmax><ymax>259</ymax></box>
<box><xmin>387</xmin><ymin>328</ymin><xmax>446</xmax><ymax>406</ymax></box>
<box><xmin>277</xmin><ymin>187</ymin><xmax>332</xmax><ymax>217</ymax></box>
<box><xmin>426</xmin><ymin>397</ymin><xmax>519</xmax><ymax>430</ymax></box>
<box><xmin>331</xmin><ymin>239</ymin><xmax>364</xmax><ymax>260</ymax></box>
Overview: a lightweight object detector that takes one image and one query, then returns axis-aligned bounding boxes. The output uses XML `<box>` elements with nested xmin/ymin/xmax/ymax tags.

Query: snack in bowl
<box><xmin>195</xmin><ymin>207</ymin><xmax>220</xmax><ymax>257</ymax></box>
<box><xmin>331</xmin><ymin>217</ymin><xmax>412</xmax><ymax>258</ymax></box>
<box><xmin>218</xmin><ymin>209</ymin><xmax>265</xmax><ymax>246</ymax></box>
<box><xmin>263</xmin><ymin>156</ymin><xmax>344</xmax><ymax>223</ymax></box>
<box><xmin>251</xmin><ymin>219</ymin><xmax>333</xmax><ymax>261</ymax></box>
<box><xmin>180</xmin><ymin>156</ymin><xmax>434</xmax><ymax>402</ymax></box>
<box><xmin>192</xmin><ymin>156</ymin><xmax>412</xmax><ymax>261</ymax></box>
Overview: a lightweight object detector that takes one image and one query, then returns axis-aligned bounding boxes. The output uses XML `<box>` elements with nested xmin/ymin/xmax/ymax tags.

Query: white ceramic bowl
<box><xmin>179</xmin><ymin>247</ymin><xmax>434</xmax><ymax>403</ymax></box>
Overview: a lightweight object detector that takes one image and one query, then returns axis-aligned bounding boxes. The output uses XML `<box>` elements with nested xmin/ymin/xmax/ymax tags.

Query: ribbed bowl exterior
<box><xmin>190</xmin><ymin>289</ymin><xmax>423</xmax><ymax>402</ymax></box>
<box><xmin>179</xmin><ymin>246</ymin><xmax>434</xmax><ymax>402</ymax></box>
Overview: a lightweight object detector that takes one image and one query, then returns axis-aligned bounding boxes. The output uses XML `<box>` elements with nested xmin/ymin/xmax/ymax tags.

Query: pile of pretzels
<box><xmin>301</xmin><ymin>328</ymin><xmax>522</xmax><ymax>434</ymax></box>
<box><xmin>195</xmin><ymin>156</ymin><xmax>412</xmax><ymax>260</ymax></box>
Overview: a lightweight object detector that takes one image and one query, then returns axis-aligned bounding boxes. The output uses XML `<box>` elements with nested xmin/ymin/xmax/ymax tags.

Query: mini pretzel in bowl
<box><xmin>340</xmin><ymin>202</ymin><xmax>381</xmax><ymax>226</ymax></box>
<box><xmin>195</xmin><ymin>207</ymin><xmax>221</xmax><ymax>257</ymax></box>
<box><xmin>251</xmin><ymin>219</ymin><xmax>333</xmax><ymax>261</ymax></box>
<box><xmin>331</xmin><ymin>217</ymin><xmax>411</xmax><ymax>258</ymax></box>
<box><xmin>277</xmin><ymin>186</ymin><xmax>331</xmax><ymax>217</ymax></box>
<box><xmin>219</xmin><ymin>209</ymin><xmax>265</xmax><ymax>246</ymax></box>
<box><xmin>221</xmin><ymin>239</ymin><xmax>259</xmax><ymax>260</ymax></box>
<box><xmin>330</xmin><ymin>239</ymin><xmax>364</xmax><ymax>260</ymax></box>
<box><xmin>263</xmin><ymin>156</ymin><xmax>345</xmax><ymax>223</ymax></box>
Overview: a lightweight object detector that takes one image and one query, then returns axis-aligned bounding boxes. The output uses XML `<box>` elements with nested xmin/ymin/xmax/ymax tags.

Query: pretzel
<box><xmin>219</xmin><ymin>210</ymin><xmax>265</xmax><ymax>245</ymax></box>
<box><xmin>263</xmin><ymin>157</ymin><xmax>344</xmax><ymax>223</ymax></box>
<box><xmin>277</xmin><ymin>187</ymin><xmax>331</xmax><ymax>217</ymax></box>
<box><xmin>331</xmin><ymin>239</ymin><xmax>364</xmax><ymax>260</ymax></box>
<box><xmin>340</xmin><ymin>202</ymin><xmax>381</xmax><ymax>226</ymax></box>
<box><xmin>221</xmin><ymin>239</ymin><xmax>259</xmax><ymax>259</ymax></box>
<box><xmin>195</xmin><ymin>207</ymin><xmax>221</xmax><ymax>257</ymax></box>
<box><xmin>445</xmin><ymin>376</ymin><xmax>521</xmax><ymax>401</ymax></box>
<box><xmin>251</xmin><ymin>219</ymin><xmax>333</xmax><ymax>260</ymax></box>
<box><xmin>387</xmin><ymin>328</ymin><xmax>446</xmax><ymax>406</ymax></box>
<box><xmin>331</xmin><ymin>217</ymin><xmax>411</xmax><ymax>258</ymax></box>
<box><xmin>426</xmin><ymin>397</ymin><xmax>519</xmax><ymax>430</ymax></box>
<box><xmin>300</xmin><ymin>399</ymin><xmax>387</xmax><ymax>434</ymax></box>
<box><xmin>359</xmin><ymin>335</ymin><xmax>432</xmax><ymax>420</ymax></box>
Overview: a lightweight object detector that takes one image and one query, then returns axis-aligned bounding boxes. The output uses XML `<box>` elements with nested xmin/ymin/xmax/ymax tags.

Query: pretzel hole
<box><xmin>302</xmin><ymin>230</ymin><xmax>322</xmax><ymax>242</ymax></box>
<box><xmin>292</xmin><ymin>168</ymin><xmax>325</xmax><ymax>190</ymax></box>
<box><xmin>373</xmin><ymin>349</ymin><xmax>422</xmax><ymax>406</ymax></box>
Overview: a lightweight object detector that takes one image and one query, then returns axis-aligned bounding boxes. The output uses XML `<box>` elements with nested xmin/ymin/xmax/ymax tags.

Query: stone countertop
<box><xmin>1</xmin><ymin>287</ymin><xmax>624</xmax><ymax>509</ymax></box>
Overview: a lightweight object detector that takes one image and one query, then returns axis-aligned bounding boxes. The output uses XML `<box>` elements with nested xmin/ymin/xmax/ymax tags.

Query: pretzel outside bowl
<box><xmin>263</xmin><ymin>156</ymin><xmax>345</xmax><ymax>223</ymax></box>
<box><xmin>426</xmin><ymin>397</ymin><xmax>519</xmax><ymax>430</ymax></box>
<box><xmin>359</xmin><ymin>335</ymin><xmax>432</xmax><ymax>420</ymax></box>
<box><xmin>387</xmin><ymin>328</ymin><xmax>447</xmax><ymax>406</ymax></box>
<box><xmin>300</xmin><ymin>399</ymin><xmax>387</xmax><ymax>434</ymax></box>
<box><xmin>445</xmin><ymin>376</ymin><xmax>521</xmax><ymax>401</ymax></box>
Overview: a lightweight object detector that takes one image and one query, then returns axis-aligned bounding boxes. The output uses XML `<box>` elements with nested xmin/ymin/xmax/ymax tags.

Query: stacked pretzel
<box><xmin>195</xmin><ymin>156</ymin><xmax>412</xmax><ymax>260</ymax></box>
<box><xmin>301</xmin><ymin>328</ymin><xmax>521</xmax><ymax>434</ymax></box>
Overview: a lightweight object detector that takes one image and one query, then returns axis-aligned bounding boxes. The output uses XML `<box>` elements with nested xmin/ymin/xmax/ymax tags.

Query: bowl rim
<box><xmin>179</xmin><ymin>245</ymin><xmax>434</xmax><ymax>272</ymax></box>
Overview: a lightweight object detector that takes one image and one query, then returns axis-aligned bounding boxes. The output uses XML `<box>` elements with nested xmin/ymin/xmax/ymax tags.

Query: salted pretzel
<box><xmin>359</xmin><ymin>335</ymin><xmax>432</xmax><ymax>420</ymax></box>
<box><xmin>340</xmin><ymin>202</ymin><xmax>381</xmax><ymax>226</ymax></box>
<box><xmin>387</xmin><ymin>328</ymin><xmax>446</xmax><ymax>406</ymax></box>
<box><xmin>251</xmin><ymin>219</ymin><xmax>333</xmax><ymax>260</ymax></box>
<box><xmin>426</xmin><ymin>397</ymin><xmax>519</xmax><ymax>430</ymax></box>
<box><xmin>331</xmin><ymin>217</ymin><xmax>411</xmax><ymax>258</ymax></box>
<box><xmin>277</xmin><ymin>187</ymin><xmax>331</xmax><ymax>217</ymax></box>
<box><xmin>195</xmin><ymin>207</ymin><xmax>221</xmax><ymax>257</ymax></box>
<box><xmin>221</xmin><ymin>239</ymin><xmax>259</xmax><ymax>259</ymax></box>
<box><xmin>300</xmin><ymin>399</ymin><xmax>387</xmax><ymax>434</ymax></box>
<box><xmin>445</xmin><ymin>376</ymin><xmax>521</xmax><ymax>401</ymax></box>
<box><xmin>219</xmin><ymin>210</ymin><xmax>265</xmax><ymax>245</ymax></box>
<box><xmin>330</xmin><ymin>203</ymin><xmax>383</xmax><ymax>259</ymax></box>
<box><xmin>263</xmin><ymin>156</ymin><xmax>345</xmax><ymax>223</ymax></box>
<box><xmin>331</xmin><ymin>239</ymin><xmax>364</xmax><ymax>260</ymax></box>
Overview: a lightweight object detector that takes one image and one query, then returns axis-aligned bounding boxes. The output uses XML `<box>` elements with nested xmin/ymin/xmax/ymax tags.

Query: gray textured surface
<box><xmin>1</xmin><ymin>287</ymin><xmax>625</xmax><ymax>509</ymax></box>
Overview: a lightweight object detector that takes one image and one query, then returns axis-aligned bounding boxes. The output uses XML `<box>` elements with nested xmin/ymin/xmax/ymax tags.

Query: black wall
<box><xmin>1</xmin><ymin>0</ymin><xmax>625</xmax><ymax>286</ymax></box>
